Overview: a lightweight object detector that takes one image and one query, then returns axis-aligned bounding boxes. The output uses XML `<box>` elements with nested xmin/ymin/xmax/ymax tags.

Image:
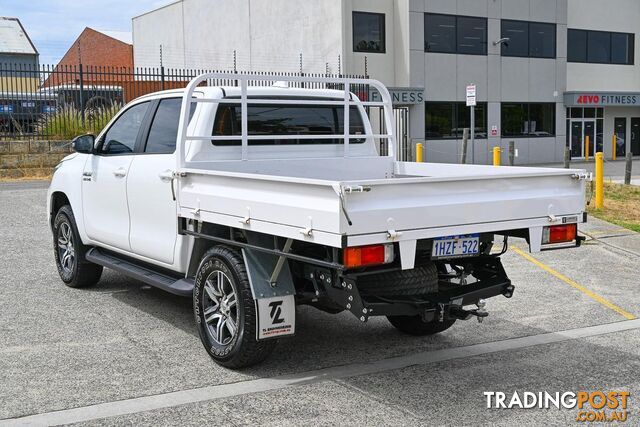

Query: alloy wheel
<box><xmin>57</xmin><ymin>221</ymin><xmax>75</xmax><ymax>275</ymax></box>
<box><xmin>202</xmin><ymin>270</ymin><xmax>238</xmax><ymax>345</ymax></box>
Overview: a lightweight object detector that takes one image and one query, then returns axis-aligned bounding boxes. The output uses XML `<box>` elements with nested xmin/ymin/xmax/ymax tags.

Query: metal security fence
<box><xmin>0</xmin><ymin>64</ymin><xmax>369</xmax><ymax>141</ymax></box>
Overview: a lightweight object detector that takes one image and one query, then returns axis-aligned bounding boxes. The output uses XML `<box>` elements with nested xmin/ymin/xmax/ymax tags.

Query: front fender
<box><xmin>47</xmin><ymin>154</ymin><xmax>90</xmax><ymax>244</ymax></box>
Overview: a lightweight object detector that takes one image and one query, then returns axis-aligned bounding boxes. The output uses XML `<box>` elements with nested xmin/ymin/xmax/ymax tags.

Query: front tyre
<box><xmin>53</xmin><ymin>205</ymin><xmax>102</xmax><ymax>288</ymax></box>
<box><xmin>194</xmin><ymin>246</ymin><xmax>276</xmax><ymax>369</ymax></box>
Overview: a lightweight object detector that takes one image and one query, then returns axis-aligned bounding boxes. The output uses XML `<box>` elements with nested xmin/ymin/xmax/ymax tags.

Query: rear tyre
<box><xmin>53</xmin><ymin>205</ymin><xmax>103</xmax><ymax>288</ymax></box>
<box><xmin>193</xmin><ymin>245</ymin><xmax>277</xmax><ymax>368</ymax></box>
<box><xmin>387</xmin><ymin>315</ymin><xmax>456</xmax><ymax>336</ymax></box>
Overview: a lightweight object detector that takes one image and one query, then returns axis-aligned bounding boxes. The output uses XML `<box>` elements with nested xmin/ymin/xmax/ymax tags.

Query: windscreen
<box><xmin>211</xmin><ymin>102</ymin><xmax>366</xmax><ymax>146</ymax></box>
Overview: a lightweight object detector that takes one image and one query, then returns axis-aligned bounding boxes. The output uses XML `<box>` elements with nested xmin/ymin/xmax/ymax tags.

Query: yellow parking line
<box><xmin>512</xmin><ymin>247</ymin><xmax>636</xmax><ymax>320</ymax></box>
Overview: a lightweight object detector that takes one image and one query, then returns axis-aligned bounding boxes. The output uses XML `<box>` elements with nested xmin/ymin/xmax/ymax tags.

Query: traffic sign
<box><xmin>466</xmin><ymin>84</ymin><xmax>476</xmax><ymax>106</ymax></box>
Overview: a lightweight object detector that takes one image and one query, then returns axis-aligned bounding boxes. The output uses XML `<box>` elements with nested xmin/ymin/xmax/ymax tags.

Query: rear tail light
<box><xmin>542</xmin><ymin>224</ymin><xmax>577</xmax><ymax>244</ymax></box>
<box><xmin>343</xmin><ymin>244</ymin><xmax>394</xmax><ymax>268</ymax></box>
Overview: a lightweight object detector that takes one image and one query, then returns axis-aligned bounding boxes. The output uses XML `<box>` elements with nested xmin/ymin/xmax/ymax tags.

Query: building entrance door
<box><xmin>569</xmin><ymin>119</ymin><xmax>595</xmax><ymax>159</ymax></box>
<box><xmin>377</xmin><ymin>106</ymin><xmax>409</xmax><ymax>160</ymax></box>
<box><xmin>631</xmin><ymin>118</ymin><xmax>640</xmax><ymax>156</ymax></box>
<box><xmin>614</xmin><ymin>118</ymin><xmax>627</xmax><ymax>157</ymax></box>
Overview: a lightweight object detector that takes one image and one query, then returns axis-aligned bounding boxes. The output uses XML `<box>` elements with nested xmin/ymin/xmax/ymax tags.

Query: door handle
<box><xmin>113</xmin><ymin>168</ymin><xmax>127</xmax><ymax>178</ymax></box>
<box><xmin>158</xmin><ymin>170</ymin><xmax>174</xmax><ymax>182</ymax></box>
<box><xmin>159</xmin><ymin>170</ymin><xmax>177</xmax><ymax>201</ymax></box>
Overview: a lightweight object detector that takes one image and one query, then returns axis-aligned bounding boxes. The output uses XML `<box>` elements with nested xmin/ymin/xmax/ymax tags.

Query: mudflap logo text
<box><xmin>269</xmin><ymin>300</ymin><xmax>285</xmax><ymax>324</ymax></box>
<box><xmin>257</xmin><ymin>295</ymin><xmax>295</xmax><ymax>340</ymax></box>
<box><xmin>484</xmin><ymin>391</ymin><xmax>630</xmax><ymax>422</ymax></box>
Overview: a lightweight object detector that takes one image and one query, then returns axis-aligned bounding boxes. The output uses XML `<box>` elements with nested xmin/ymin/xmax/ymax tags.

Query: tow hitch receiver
<box><xmin>449</xmin><ymin>299</ymin><xmax>489</xmax><ymax>323</ymax></box>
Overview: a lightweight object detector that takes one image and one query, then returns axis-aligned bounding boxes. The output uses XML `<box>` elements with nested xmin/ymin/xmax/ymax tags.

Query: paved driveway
<box><xmin>0</xmin><ymin>182</ymin><xmax>638</xmax><ymax>426</ymax></box>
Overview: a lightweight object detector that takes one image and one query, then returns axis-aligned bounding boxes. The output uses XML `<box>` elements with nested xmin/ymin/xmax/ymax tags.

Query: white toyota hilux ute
<box><xmin>48</xmin><ymin>74</ymin><xmax>588</xmax><ymax>368</ymax></box>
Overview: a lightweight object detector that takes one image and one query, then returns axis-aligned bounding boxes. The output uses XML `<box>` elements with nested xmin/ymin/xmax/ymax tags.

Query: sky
<box><xmin>1</xmin><ymin>0</ymin><xmax>171</xmax><ymax>63</ymax></box>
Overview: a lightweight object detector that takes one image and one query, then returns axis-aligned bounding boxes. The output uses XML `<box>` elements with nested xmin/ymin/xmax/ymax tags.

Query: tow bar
<box><xmin>449</xmin><ymin>299</ymin><xmax>490</xmax><ymax>323</ymax></box>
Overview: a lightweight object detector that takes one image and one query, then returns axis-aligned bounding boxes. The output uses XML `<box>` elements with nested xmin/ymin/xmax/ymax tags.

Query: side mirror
<box><xmin>72</xmin><ymin>134</ymin><xmax>95</xmax><ymax>154</ymax></box>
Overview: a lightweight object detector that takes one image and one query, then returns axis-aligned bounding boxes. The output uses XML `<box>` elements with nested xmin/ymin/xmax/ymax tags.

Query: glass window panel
<box><xmin>501</xmin><ymin>103</ymin><xmax>528</xmax><ymax>137</ymax></box>
<box><xmin>583</xmin><ymin>107</ymin><xmax>595</xmax><ymax>118</ymax></box>
<box><xmin>501</xmin><ymin>20</ymin><xmax>529</xmax><ymax>57</ymax></box>
<box><xmin>528</xmin><ymin>103</ymin><xmax>555</xmax><ymax>137</ymax></box>
<box><xmin>570</xmin><ymin>108</ymin><xmax>583</xmax><ymax>118</ymax></box>
<box><xmin>596</xmin><ymin>108</ymin><xmax>604</xmax><ymax>118</ymax></box>
<box><xmin>614</xmin><ymin>117</ymin><xmax>626</xmax><ymax>157</ymax></box>
<box><xmin>567</xmin><ymin>29</ymin><xmax>587</xmax><ymax>62</ymax></box>
<box><xmin>456</xmin><ymin>102</ymin><xmax>486</xmax><ymax>138</ymax></box>
<box><xmin>425</xmin><ymin>14</ymin><xmax>456</xmax><ymax>53</ymax></box>
<box><xmin>353</xmin><ymin>12</ymin><xmax>385</xmax><ymax>53</ymax></box>
<box><xmin>212</xmin><ymin>104</ymin><xmax>365</xmax><ymax>146</ymax></box>
<box><xmin>584</xmin><ymin>121</ymin><xmax>595</xmax><ymax>157</ymax></box>
<box><xmin>611</xmin><ymin>33</ymin><xmax>632</xmax><ymax>64</ymax></box>
<box><xmin>596</xmin><ymin>118</ymin><xmax>604</xmax><ymax>152</ymax></box>
<box><xmin>587</xmin><ymin>31</ymin><xmax>611</xmax><ymax>63</ymax></box>
<box><xmin>456</xmin><ymin>16</ymin><xmax>487</xmax><ymax>55</ymax></box>
<box><xmin>570</xmin><ymin>121</ymin><xmax>583</xmax><ymax>158</ymax></box>
<box><xmin>529</xmin><ymin>22</ymin><xmax>556</xmax><ymax>58</ymax></box>
<box><xmin>102</xmin><ymin>101</ymin><xmax>150</xmax><ymax>154</ymax></box>
<box><xmin>145</xmin><ymin>98</ymin><xmax>195</xmax><ymax>154</ymax></box>
<box><xmin>425</xmin><ymin>103</ymin><xmax>455</xmax><ymax>138</ymax></box>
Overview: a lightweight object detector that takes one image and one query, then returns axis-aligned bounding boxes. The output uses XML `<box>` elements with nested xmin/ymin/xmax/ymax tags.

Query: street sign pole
<box><xmin>466</xmin><ymin>84</ymin><xmax>476</xmax><ymax>164</ymax></box>
<box><xmin>470</xmin><ymin>105</ymin><xmax>475</xmax><ymax>164</ymax></box>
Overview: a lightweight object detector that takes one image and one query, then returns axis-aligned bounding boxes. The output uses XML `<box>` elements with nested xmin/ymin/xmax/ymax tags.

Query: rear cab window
<box><xmin>211</xmin><ymin>101</ymin><xmax>366</xmax><ymax>146</ymax></box>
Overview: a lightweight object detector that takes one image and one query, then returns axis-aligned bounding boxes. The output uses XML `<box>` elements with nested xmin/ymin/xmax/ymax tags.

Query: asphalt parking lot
<box><xmin>0</xmin><ymin>181</ymin><xmax>639</xmax><ymax>426</ymax></box>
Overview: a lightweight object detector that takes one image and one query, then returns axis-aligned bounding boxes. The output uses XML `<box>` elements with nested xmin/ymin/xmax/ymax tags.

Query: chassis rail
<box><xmin>179</xmin><ymin>218</ymin><xmax>345</xmax><ymax>271</ymax></box>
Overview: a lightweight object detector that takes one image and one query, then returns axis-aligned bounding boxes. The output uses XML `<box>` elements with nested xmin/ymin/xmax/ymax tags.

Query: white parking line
<box><xmin>3</xmin><ymin>319</ymin><xmax>639</xmax><ymax>427</ymax></box>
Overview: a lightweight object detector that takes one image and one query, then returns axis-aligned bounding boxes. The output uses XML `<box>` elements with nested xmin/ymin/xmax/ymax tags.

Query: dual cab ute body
<box><xmin>48</xmin><ymin>74</ymin><xmax>587</xmax><ymax>367</ymax></box>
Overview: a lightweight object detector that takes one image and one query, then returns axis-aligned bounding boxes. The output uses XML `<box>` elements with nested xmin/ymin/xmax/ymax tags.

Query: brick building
<box><xmin>44</xmin><ymin>27</ymin><xmax>133</xmax><ymax>86</ymax></box>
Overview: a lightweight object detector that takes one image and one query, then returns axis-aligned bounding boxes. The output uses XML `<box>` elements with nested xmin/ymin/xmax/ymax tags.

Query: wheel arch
<box><xmin>50</xmin><ymin>191</ymin><xmax>70</xmax><ymax>226</ymax></box>
<box><xmin>186</xmin><ymin>222</ymin><xmax>234</xmax><ymax>278</ymax></box>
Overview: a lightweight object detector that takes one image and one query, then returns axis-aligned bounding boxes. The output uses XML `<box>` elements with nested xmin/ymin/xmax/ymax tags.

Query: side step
<box><xmin>85</xmin><ymin>248</ymin><xmax>193</xmax><ymax>297</ymax></box>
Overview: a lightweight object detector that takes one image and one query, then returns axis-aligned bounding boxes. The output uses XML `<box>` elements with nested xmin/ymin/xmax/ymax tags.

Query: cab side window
<box><xmin>101</xmin><ymin>101</ymin><xmax>150</xmax><ymax>154</ymax></box>
<box><xmin>145</xmin><ymin>98</ymin><xmax>183</xmax><ymax>154</ymax></box>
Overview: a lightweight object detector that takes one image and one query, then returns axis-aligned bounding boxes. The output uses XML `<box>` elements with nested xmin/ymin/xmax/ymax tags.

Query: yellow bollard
<box><xmin>595</xmin><ymin>152</ymin><xmax>604</xmax><ymax>209</ymax></box>
<box><xmin>492</xmin><ymin>146</ymin><xmax>501</xmax><ymax>166</ymax></box>
<box><xmin>585</xmin><ymin>135</ymin><xmax>590</xmax><ymax>162</ymax></box>
<box><xmin>612</xmin><ymin>134</ymin><xmax>617</xmax><ymax>161</ymax></box>
<box><xmin>416</xmin><ymin>143</ymin><xmax>423</xmax><ymax>162</ymax></box>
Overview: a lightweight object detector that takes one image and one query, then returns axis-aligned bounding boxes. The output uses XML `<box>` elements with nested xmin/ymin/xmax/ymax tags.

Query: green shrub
<box><xmin>36</xmin><ymin>102</ymin><xmax>122</xmax><ymax>139</ymax></box>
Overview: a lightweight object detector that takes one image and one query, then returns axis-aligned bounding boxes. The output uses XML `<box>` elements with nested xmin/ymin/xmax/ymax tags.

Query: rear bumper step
<box><xmin>85</xmin><ymin>248</ymin><xmax>193</xmax><ymax>297</ymax></box>
<box><xmin>361</xmin><ymin>278</ymin><xmax>514</xmax><ymax>318</ymax></box>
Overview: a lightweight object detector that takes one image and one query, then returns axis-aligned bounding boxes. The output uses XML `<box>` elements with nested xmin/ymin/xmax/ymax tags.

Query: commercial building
<box><xmin>133</xmin><ymin>0</ymin><xmax>640</xmax><ymax>164</ymax></box>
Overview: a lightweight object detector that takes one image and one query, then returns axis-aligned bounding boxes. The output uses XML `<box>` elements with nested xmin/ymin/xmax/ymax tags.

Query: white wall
<box><xmin>133</xmin><ymin>1</ymin><xmax>187</xmax><ymax>69</ymax></box>
<box><xmin>249</xmin><ymin>0</ymin><xmax>343</xmax><ymax>73</ymax></box>
<box><xmin>133</xmin><ymin>0</ymin><xmax>343</xmax><ymax>73</ymax></box>
<box><xmin>566</xmin><ymin>0</ymin><xmax>640</xmax><ymax>92</ymax></box>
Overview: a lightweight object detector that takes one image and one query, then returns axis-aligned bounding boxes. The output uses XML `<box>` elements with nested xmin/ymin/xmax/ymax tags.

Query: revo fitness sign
<box><xmin>369</xmin><ymin>87</ymin><xmax>425</xmax><ymax>105</ymax></box>
<box><xmin>564</xmin><ymin>92</ymin><xmax>640</xmax><ymax>106</ymax></box>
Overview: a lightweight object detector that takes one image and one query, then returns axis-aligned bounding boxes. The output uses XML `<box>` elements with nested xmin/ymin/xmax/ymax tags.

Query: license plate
<box><xmin>431</xmin><ymin>234</ymin><xmax>480</xmax><ymax>259</ymax></box>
